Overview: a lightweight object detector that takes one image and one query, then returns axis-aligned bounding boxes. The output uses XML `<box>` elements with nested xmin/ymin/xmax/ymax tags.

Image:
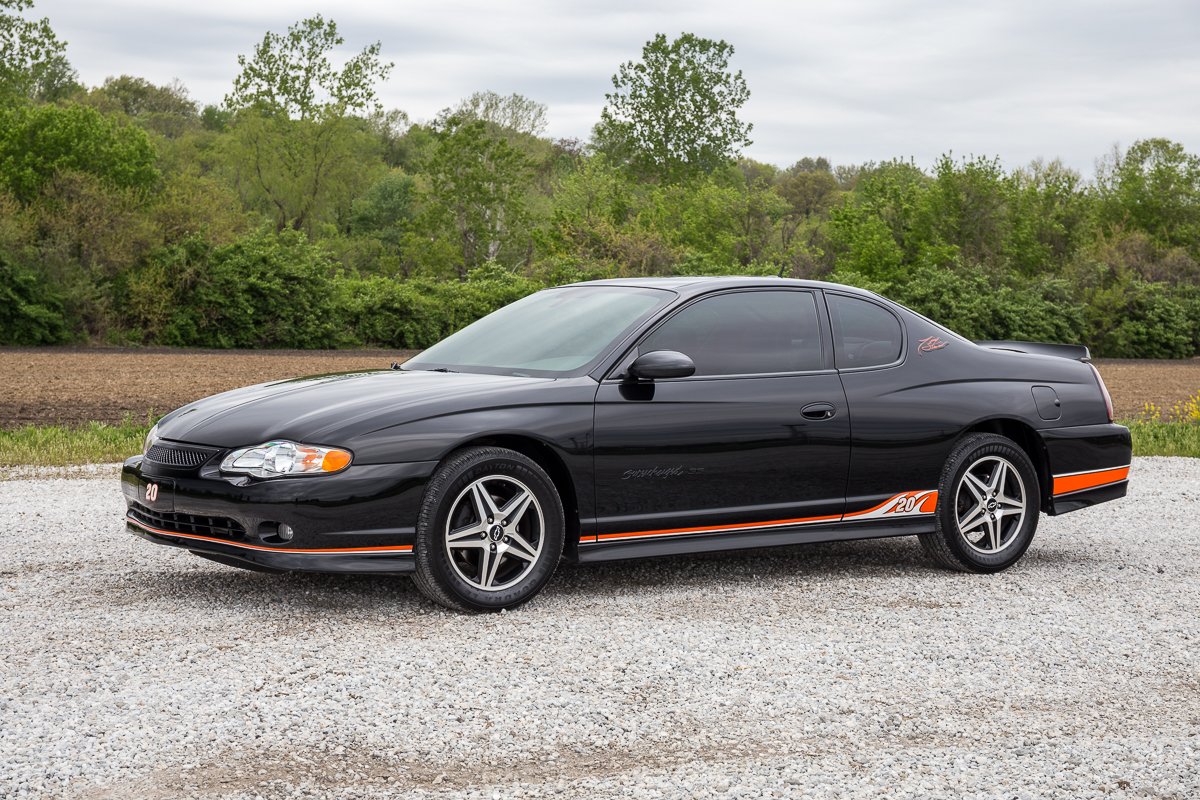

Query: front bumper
<box><xmin>122</xmin><ymin>455</ymin><xmax>438</xmax><ymax>574</ymax></box>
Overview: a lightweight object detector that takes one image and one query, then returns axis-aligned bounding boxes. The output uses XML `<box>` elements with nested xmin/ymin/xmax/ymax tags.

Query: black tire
<box><xmin>920</xmin><ymin>433</ymin><xmax>1040</xmax><ymax>573</ymax></box>
<box><xmin>412</xmin><ymin>446</ymin><xmax>565</xmax><ymax>612</ymax></box>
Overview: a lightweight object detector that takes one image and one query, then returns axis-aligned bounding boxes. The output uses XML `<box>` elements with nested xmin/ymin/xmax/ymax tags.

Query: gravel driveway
<box><xmin>2</xmin><ymin>457</ymin><xmax>1197</xmax><ymax>799</ymax></box>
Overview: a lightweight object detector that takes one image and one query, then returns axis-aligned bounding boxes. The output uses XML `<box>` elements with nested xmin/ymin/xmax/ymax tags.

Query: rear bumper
<box><xmin>1038</xmin><ymin>423</ymin><xmax>1132</xmax><ymax>515</ymax></box>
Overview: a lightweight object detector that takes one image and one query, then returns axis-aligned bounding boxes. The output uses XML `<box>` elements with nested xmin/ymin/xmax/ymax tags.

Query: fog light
<box><xmin>257</xmin><ymin>521</ymin><xmax>295</xmax><ymax>544</ymax></box>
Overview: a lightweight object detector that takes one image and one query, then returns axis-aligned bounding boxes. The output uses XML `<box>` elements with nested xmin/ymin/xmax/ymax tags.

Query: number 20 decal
<box><xmin>145</xmin><ymin>483</ymin><xmax>159</xmax><ymax>502</ymax></box>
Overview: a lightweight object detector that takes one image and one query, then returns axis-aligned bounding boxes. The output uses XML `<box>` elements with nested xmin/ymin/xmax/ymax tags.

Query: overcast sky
<box><xmin>34</xmin><ymin>0</ymin><xmax>1200</xmax><ymax>175</ymax></box>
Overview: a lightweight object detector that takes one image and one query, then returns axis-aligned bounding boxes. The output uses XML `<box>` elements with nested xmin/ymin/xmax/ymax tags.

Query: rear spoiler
<box><xmin>975</xmin><ymin>340</ymin><xmax>1092</xmax><ymax>362</ymax></box>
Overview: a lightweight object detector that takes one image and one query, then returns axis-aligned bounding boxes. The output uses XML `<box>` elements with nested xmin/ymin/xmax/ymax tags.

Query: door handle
<box><xmin>801</xmin><ymin>402</ymin><xmax>836</xmax><ymax>421</ymax></box>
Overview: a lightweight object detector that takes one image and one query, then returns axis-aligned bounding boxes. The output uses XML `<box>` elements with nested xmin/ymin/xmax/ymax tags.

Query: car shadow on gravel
<box><xmin>103</xmin><ymin>535</ymin><xmax>940</xmax><ymax>613</ymax></box>
<box><xmin>548</xmin><ymin>535</ymin><xmax>935</xmax><ymax>595</ymax></box>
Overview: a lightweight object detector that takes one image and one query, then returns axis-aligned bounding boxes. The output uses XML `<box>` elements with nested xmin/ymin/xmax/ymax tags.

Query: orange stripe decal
<box><xmin>1052</xmin><ymin>466</ymin><xmax>1130</xmax><ymax>496</ymax></box>
<box><xmin>594</xmin><ymin>489</ymin><xmax>938</xmax><ymax>543</ymax></box>
<box><xmin>594</xmin><ymin>512</ymin><xmax>842</xmax><ymax>542</ymax></box>
<box><xmin>127</xmin><ymin>516</ymin><xmax>413</xmax><ymax>555</ymax></box>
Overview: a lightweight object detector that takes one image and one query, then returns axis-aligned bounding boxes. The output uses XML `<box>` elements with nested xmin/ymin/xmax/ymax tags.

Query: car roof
<box><xmin>564</xmin><ymin>275</ymin><xmax>879</xmax><ymax>299</ymax></box>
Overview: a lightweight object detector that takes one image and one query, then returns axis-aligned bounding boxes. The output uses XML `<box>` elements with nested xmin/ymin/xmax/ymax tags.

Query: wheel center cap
<box><xmin>489</xmin><ymin>525</ymin><xmax>504</xmax><ymax>541</ymax></box>
<box><xmin>987</xmin><ymin>499</ymin><xmax>997</xmax><ymax>512</ymax></box>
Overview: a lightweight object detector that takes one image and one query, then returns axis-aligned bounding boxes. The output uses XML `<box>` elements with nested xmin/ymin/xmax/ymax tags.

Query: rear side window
<box><xmin>639</xmin><ymin>290</ymin><xmax>824</xmax><ymax>376</ymax></box>
<box><xmin>828</xmin><ymin>294</ymin><xmax>903</xmax><ymax>368</ymax></box>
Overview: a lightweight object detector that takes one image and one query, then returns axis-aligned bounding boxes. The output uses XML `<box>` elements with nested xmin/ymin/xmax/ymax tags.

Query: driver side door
<box><xmin>590</xmin><ymin>288</ymin><xmax>851</xmax><ymax>547</ymax></box>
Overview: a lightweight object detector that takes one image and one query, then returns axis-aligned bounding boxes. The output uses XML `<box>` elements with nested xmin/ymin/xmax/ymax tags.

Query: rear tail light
<box><xmin>1087</xmin><ymin>363</ymin><xmax>1114</xmax><ymax>422</ymax></box>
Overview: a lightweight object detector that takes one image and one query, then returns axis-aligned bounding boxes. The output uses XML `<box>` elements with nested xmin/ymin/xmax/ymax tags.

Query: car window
<box><xmin>828</xmin><ymin>294</ymin><xmax>903</xmax><ymax>368</ymax></box>
<box><xmin>638</xmin><ymin>290</ymin><xmax>823</xmax><ymax>376</ymax></box>
<box><xmin>404</xmin><ymin>286</ymin><xmax>672</xmax><ymax>377</ymax></box>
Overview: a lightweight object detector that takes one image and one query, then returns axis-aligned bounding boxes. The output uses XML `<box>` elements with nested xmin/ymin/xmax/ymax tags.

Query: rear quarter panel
<box><xmin>841</xmin><ymin>308</ymin><xmax>1109</xmax><ymax>510</ymax></box>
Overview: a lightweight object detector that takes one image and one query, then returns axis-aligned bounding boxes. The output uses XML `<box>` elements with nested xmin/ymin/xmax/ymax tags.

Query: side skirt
<box><xmin>576</xmin><ymin>518</ymin><xmax>933</xmax><ymax>563</ymax></box>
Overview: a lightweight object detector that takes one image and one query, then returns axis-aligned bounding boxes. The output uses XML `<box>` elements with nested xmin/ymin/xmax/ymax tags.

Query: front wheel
<box><xmin>920</xmin><ymin>433</ymin><xmax>1040</xmax><ymax>573</ymax></box>
<box><xmin>413</xmin><ymin>447</ymin><xmax>565</xmax><ymax>612</ymax></box>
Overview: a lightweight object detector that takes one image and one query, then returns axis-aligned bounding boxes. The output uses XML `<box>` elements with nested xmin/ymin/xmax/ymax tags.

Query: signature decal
<box><xmin>621</xmin><ymin>465</ymin><xmax>705</xmax><ymax>480</ymax></box>
<box><xmin>917</xmin><ymin>336</ymin><xmax>949</xmax><ymax>354</ymax></box>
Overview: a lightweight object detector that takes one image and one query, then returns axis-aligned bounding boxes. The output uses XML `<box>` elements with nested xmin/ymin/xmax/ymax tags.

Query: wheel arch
<box><xmin>960</xmin><ymin>418</ymin><xmax>1053</xmax><ymax>513</ymax></box>
<box><xmin>443</xmin><ymin>434</ymin><xmax>583</xmax><ymax>559</ymax></box>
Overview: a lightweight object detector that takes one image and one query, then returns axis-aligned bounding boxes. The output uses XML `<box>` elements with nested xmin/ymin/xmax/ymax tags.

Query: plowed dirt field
<box><xmin>0</xmin><ymin>348</ymin><xmax>1195</xmax><ymax>427</ymax></box>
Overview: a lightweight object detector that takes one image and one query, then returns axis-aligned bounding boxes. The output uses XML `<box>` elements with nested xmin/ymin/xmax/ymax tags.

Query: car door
<box><xmin>591</xmin><ymin>288</ymin><xmax>851</xmax><ymax>545</ymax></box>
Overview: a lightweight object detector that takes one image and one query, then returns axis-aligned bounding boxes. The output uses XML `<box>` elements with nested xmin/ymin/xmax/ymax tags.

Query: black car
<box><xmin>123</xmin><ymin>277</ymin><xmax>1131</xmax><ymax>611</ymax></box>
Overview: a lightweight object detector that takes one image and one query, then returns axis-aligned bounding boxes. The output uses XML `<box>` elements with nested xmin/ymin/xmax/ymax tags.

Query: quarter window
<box><xmin>828</xmin><ymin>294</ymin><xmax>903</xmax><ymax>368</ymax></box>
<box><xmin>638</xmin><ymin>291</ymin><xmax>823</xmax><ymax>376</ymax></box>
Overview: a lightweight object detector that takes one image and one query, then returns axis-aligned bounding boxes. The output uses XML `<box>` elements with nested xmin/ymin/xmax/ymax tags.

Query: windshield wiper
<box><xmin>391</xmin><ymin>364</ymin><xmax>458</xmax><ymax>373</ymax></box>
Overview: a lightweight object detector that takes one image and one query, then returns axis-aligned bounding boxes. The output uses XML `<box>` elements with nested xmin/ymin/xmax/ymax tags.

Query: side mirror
<box><xmin>627</xmin><ymin>350</ymin><xmax>695</xmax><ymax>380</ymax></box>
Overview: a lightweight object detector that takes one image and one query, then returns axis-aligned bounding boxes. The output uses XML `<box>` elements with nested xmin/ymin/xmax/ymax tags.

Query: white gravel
<box><xmin>1</xmin><ymin>457</ymin><xmax>1197</xmax><ymax>799</ymax></box>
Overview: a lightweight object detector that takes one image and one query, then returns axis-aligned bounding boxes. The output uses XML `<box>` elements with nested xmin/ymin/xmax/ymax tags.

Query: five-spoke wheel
<box><xmin>413</xmin><ymin>447</ymin><xmax>565</xmax><ymax>611</ymax></box>
<box><xmin>921</xmin><ymin>433</ymin><xmax>1039</xmax><ymax>573</ymax></box>
<box><xmin>955</xmin><ymin>456</ymin><xmax>1027</xmax><ymax>554</ymax></box>
<box><xmin>444</xmin><ymin>475</ymin><xmax>545</xmax><ymax>591</ymax></box>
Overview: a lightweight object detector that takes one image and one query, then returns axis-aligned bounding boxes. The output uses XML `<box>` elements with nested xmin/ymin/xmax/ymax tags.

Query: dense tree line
<box><xmin>2</xmin><ymin>4</ymin><xmax>1199</xmax><ymax>357</ymax></box>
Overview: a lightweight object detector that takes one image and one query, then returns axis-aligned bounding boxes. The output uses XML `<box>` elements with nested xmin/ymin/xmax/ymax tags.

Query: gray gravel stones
<box><xmin>1</xmin><ymin>457</ymin><xmax>1197</xmax><ymax>799</ymax></box>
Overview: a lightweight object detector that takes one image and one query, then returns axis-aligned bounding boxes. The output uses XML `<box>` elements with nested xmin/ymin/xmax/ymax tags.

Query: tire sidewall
<box><xmin>936</xmin><ymin>436</ymin><xmax>1039</xmax><ymax>572</ymax></box>
<box><xmin>417</xmin><ymin>449</ymin><xmax>564</xmax><ymax>611</ymax></box>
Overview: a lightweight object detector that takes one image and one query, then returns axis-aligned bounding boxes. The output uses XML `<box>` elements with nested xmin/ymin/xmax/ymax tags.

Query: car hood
<box><xmin>155</xmin><ymin>369</ymin><xmax>557</xmax><ymax>449</ymax></box>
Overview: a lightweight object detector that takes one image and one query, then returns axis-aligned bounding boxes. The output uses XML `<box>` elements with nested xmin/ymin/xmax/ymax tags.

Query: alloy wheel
<box><xmin>955</xmin><ymin>455</ymin><xmax>1027</xmax><ymax>554</ymax></box>
<box><xmin>443</xmin><ymin>475</ymin><xmax>545</xmax><ymax>591</ymax></box>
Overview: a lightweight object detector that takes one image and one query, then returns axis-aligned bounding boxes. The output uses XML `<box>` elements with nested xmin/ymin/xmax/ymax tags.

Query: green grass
<box><xmin>0</xmin><ymin>418</ymin><xmax>1196</xmax><ymax>468</ymax></box>
<box><xmin>0</xmin><ymin>418</ymin><xmax>151</xmax><ymax>468</ymax></box>
<box><xmin>1124</xmin><ymin>419</ymin><xmax>1200</xmax><ymax>458</ymax></box>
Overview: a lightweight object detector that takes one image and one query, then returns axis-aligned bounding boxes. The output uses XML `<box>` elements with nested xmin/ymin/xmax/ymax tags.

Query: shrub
<box><xmin>0</xmin><ymin>255</ymin><xmax>71</xmax><ymax>344</ymax></box>
<box><xmin>1085</xmin><ymin>279</ymin><xmax>1192</xmax><ymax>359</ymax></box>
<box><xmin>134</xmin><ymin>230</ymin><xmax>351</xmax><ymax>348</ymax></box>
<box><xmin>341</xmin><ymin>262</ymin><xmax>540</xmax><ymax>348</ymax></box>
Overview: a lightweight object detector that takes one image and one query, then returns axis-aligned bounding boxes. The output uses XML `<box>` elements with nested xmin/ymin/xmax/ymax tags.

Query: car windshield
<box><xmin>403</xmin><ymin>286</ymin><xmax>672</xmax><ymax>377</ymax></box>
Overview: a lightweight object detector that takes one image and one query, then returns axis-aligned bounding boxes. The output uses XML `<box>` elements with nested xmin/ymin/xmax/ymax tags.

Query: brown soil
<box><xmin>1092</xmin><ymin>359</ymin><xmax>1200</xmax><ymax>419</ymax></box>
<box><xmin>0</xmin><ymin>348</ymin><xmax>1194</xmax><ymax>427</ymax></box>
<box><xmin>0</xmin><ymin>347</ymin><xmax>413</xmax><ymax>428</ymax></box>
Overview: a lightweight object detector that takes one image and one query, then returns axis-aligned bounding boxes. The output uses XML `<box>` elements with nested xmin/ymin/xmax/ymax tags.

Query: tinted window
<box><xmin>828</xmin><ymin>294</ymin><xmax>903</xmax><ymax>368</ymax></box>
<box><xmin>405</xmin><ymin>286</ymin><xmax>670</xmax><ymax>377</ymax></box>
<box><xmin>639</xmin><ymin>291</ymin><xmax>823</xmax><ymax>376</ymax></box>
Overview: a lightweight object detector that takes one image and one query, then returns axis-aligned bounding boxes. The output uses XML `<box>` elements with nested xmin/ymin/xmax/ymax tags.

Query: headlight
<box><xmin>219</xmin><ymin>441</ymin><xmax>352</xmax><ymax>478</ymax></box>
<box><xmin>143</xmin><ymin>423</ymin><xmax>160</xmax><ymax>455</ymax></box>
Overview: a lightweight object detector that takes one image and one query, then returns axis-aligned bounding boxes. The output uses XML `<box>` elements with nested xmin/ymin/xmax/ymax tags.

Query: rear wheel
<box><xmin>920</xmin><ymin>433</ymin><xmax>1039</xmax><ymax>573</ymax></box>
<box><xmin>413</xmin><ymin>447</ymin><xmax>564</xmax><ymax>611</ymax></box>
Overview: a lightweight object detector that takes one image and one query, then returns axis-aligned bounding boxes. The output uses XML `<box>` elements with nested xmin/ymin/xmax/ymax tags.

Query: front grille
<box><xmin>145</xmin><ymin>442</ymin><xmax>219</xmax><ymax>468</ymax></box>
<box><xmin>128</xmin><ymin>502</ymin><xmax>246</xmax><ymax>541</ymax></box>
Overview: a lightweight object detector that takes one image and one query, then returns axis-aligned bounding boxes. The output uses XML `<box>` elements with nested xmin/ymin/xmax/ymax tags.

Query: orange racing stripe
<box><xmin>594</xmin><ymin>512</ymin><xmax>843</xmax><ymax>542</ymax></box>
<box><xmin>1052</xmin><ymin>466</ymin><xmax>1130</xmax><ymax>496</ymax></box>
<box><xmin>126</xmin><ymin>516</ymin><xmax>413</xmax><ymax>554</ymax></box>
<box><xmin>594</xmin><ymin>489</ymin><xmax>938</xmax><ymax>543</ymax></box>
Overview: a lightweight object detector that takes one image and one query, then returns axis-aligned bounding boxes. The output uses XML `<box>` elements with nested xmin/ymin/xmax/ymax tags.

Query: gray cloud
<box><xmin>35</xmin><ymin>0</ymin><xmax>1200</xmax><ymax>174</ymax></box>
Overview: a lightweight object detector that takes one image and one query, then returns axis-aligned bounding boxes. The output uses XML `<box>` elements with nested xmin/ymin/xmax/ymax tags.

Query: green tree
<box><xmin>776</xmin><ymin>166</ymin><xmax>838</xmax><ymax>247</ymax></box>
<box><xmin>86</xmin><ymin>75</ymin><xmax>199</xmax><ymax>138</ymax></box>
<box><xmin>596</xmin><ymin>33</ymin><xmax>752</xmax><ymax>182</ymax></box>
<box><xmin>0</xmin><ymin>102</ymin><xmax>159</xmax><ymax>203</ymax></box>
<box><xmin>0</xmin><ymin>253</ymin><xmax>69</xmax><ymax>344</ymax></box>
<box><xmin>0</xmin><ymin>0</ymin><xmax>70</xmax><ymax>99</ymax></box>
<box><xmin>222</xmin><ymin>15</ymin><xmax>393</xmax><ymax>235</ymax></box>
<box><xmin>421</xmin><ymin>118</ymin><xmax>534</xmax><ymax>278</ymax></box>
<box><xmin>1096</xmin><ymin>138</ymin><xmax>1200</xmax><ymax>252</ymax></box>
<box><xmin>437</xmin><ymin>91</ymin><xmax>548</xmax><ymax>137</ymax></box>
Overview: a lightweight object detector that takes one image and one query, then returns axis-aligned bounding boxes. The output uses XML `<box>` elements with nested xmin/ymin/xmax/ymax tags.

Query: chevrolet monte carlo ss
<box><xmin>123</xmin><ymin>277</ymin><xmax>1132</xmax><ymax>611</ymax></box>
